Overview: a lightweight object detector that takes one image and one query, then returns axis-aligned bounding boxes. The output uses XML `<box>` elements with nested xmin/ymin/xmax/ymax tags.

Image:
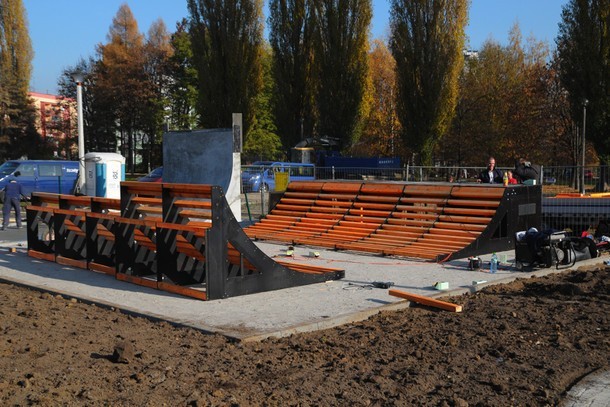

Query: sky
<box><xmin>24</xmin><ymin>0</ymin><xmax>568</xmax><ymax>95</ymax></box>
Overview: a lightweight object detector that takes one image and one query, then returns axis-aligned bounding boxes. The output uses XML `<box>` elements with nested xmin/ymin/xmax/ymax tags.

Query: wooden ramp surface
<box><xmin>245</xmin><ymin>181</ymin><xmax>521</xmax><ymax>261</ymax></box>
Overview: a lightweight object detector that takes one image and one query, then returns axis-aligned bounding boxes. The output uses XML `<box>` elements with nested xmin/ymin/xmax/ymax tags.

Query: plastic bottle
<box><xmin>490</xmin><ymin>252</ymin><xmax>498</xmax><ymax>273</ymax></box>
<box><xmin>503</xmin><ymin>171</ymin><xmax>509</xmax><ymax>186</ymax></box>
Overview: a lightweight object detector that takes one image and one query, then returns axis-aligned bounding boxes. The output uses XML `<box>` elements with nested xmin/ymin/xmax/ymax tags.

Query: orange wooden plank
<box><xmin>131</xmin><ymin>197</ymin><xmax>162</xmax><ymax>205</ymax></box>
<box><xmin>88</xmin><ymin>262</ymin><xmax>116</xmax><ymax>276</ymax></box>
<box><xmin>56</xmin><ymin>256</ymin><xmax>87</xmax><ymax>269</ymax></box>
<box><xmin>116</xmin><ymin>273</ymin><xmax>158</xmax><ymax>289</ymax></box>
<box><xmin>172</xmin><ymin>199</ymin><xmax>212</xmax><ymax>209</ymax></box>
<box><xmin>285</xmin><ymin>181</ymin><xmax>325</xmax><ymax>192</ymax></box>
<box><xmin>178</xmin><ymin>209</ymin><xmax>212</xmax><ymax>219</ymax></box>
<box><xmin>321</xmin><ymin>182</ymin><xmax>363</xmax><ymax>194</ymax></box>
<box><xmin>360</xmin><ymin>183</ymin><xmax>405</xmax><ymax>196</ymax></box>
<box><xmin>158</xmin><ymin>282</ymin><xmax>207</xmax><ymax>301</ymax></box>
<box><xmin>91</xmin><ymin>197</ymin><xmax>121</xmax><ymax>210</ymax></box>
<box><xmin>389</xmin><ymin>289</ymin><xmax>462</xmax><ymax>312</ymax></box>
<box><xmin>163</xmin><ymin>183</ymin><xmax>213</xmax><ymax>194</ymax></box>
<box><xmin>28</xmin><ymin>250</ymin><xmax>55</xmax><ymax>262</ymax></box>
<box><xmin>157</xmin><ymin>222</ymin><xmax>209</xmax><ymax>232</ymax></box>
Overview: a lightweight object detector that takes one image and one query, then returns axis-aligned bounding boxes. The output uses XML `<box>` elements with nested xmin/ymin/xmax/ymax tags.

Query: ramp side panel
<box><xmin>449</xmin><ymin>184</ymin><xmax>542</xmax><ymax>260</ymax></box>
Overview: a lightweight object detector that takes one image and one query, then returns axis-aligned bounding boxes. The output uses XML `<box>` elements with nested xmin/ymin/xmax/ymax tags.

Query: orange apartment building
<box><xmin>28</xmin><ymin>92</ymin><xmax>76</xmax><ymax>159</ymax></box>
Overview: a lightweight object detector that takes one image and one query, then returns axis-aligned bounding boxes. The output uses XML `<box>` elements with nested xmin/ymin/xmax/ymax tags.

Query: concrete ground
<box><xmin>0</xmin><ymin>224</ymin><xmax>609</xmax><ymax>404</ymax></box>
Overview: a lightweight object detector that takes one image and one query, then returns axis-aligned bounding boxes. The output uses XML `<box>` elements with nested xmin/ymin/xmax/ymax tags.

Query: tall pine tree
<box><xmin>187</xmin><ymin>0</ymin><xmax>264</xmax><ymax>138</ymax></box>
<box><xmin>390</xmin><ymin>0</ymin><xmax>468</xmax><ymax>165</ymax></box>
<box><xmin>311</xmin><ymin>0</ymin><xmax>372</xmax><ymax>150</ymax></box>
<box><xmin>268</xmin><ymin>0</ymin><xmax>317</xmax><ymax>150</ymax></box>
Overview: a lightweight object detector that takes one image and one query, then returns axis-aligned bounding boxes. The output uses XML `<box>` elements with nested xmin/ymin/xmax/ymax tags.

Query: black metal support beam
<box><xmin>450</xmin><ymin>184</ymin><xmax>542</xmax><ymax>259</ymax></box>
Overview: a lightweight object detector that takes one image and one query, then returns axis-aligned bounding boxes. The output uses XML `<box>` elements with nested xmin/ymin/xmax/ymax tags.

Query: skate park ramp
<box><xmin>163</xmin><ymin>129</ymin><xmax>242</xmax><ymax>222</ymax></box>
<box><xmin>245</xmin><ymin>181</ymin><xmax>542</xmax><ymax>261</ymax></box>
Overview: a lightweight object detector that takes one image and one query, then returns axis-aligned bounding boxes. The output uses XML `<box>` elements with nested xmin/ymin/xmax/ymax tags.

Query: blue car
<box><xmin>0</xmin><ymin>160</ymin><xmax>79</xmax><ymax>200</ymax></box>
<box><xmin>138</xmin><ymin>166</ymin><xmax>163</xmax><ymax>182</ymax></box>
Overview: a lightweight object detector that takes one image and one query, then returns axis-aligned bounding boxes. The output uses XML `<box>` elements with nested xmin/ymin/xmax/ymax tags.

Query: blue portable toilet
<box><xmin>84</xmin><ymin>152</ymin><xmax>125</xmax><ymax>199</ymax></box>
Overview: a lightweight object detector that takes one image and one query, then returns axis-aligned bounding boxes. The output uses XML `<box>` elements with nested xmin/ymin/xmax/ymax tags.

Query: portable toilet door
<box><xmin>84</xmin><ymin>152</ymin><xmax>125</xmax><ymax>198</ymax></box>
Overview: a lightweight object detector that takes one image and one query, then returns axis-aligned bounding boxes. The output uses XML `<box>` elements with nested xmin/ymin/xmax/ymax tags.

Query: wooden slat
<box><xmin>132</xmin><ymin>197</ymin><xmax>162</xmax><ymax>205</ymax></box>
<box><xmin>158</xmin><ymin>282</ymin><xmax>207</xmax><ymax>301</ymax></box>
<box><xmin>88</xmin><ymin>262</ymin><xmax>116</xmax><ymax>276</ymax></box>
<box><xmin>164</xmin><ymin>183</ymin><xmax>213</xmax><ymax>195</ymax></box>
<box><xmin>28</xmin><ymin>250</ymin><xmax>55</xmax><ymax>262</ymax></box>
<box><xmin>178</xmin><ymin>209</ymin><xmax>212</xmax><ymax>219</ymax></box>
<box><xmin>389</xmin><ymin>289</ymin><xmax>462</xmax><ymax>312</ymax></box>
<box><xmin>56</xmin><ymin>256</ymin><xmax>87</xmax><ymax>269</ymax></box>
<box><xmin>116</xmin><ymin>273</ymin><xmax>158</xmax><ymax>289</ymax></box>
<box><xmin>172</xmin><ymin>199</ymin><xmax>212</xmax><ymax>209</ymax></box>
<box><xmin>91</xmin><ymin>197</ymin><xmax>121</xmax><ymax>211</ymax></box>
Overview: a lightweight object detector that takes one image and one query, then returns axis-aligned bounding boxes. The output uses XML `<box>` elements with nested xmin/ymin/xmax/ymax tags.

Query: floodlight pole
<box><xmin>72</xmin><ymin>72</ymin><xmax>86</xmax><ymax>193</ymax></box>
<box><xmin>581</xmin><ymin>99</ymin><xmax>588</xmax><ymax>195</ymax></box>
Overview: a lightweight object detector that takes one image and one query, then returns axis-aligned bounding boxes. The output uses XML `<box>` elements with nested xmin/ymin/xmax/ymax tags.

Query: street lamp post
<box><xmin>581</xmin><ymin>99</ymin><xmax>588</xmax><ymax>195</ymax></box>
<box><xmin>72</xmin><ymin>71</ymin><xmax>86</xmax><ymax>194</ymax></box>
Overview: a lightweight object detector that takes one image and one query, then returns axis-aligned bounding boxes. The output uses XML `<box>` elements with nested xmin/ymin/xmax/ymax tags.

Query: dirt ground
<box><xmin>0</xmin><ymin>263</ymin><xmax>608</xmax><ymax>406</ymax></box>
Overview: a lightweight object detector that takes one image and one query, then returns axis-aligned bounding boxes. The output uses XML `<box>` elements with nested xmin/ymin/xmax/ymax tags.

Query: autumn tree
<box><xmin>440</xmin><ymin>26</ymin><xmax>574</xmax><ymax>171</ymax></box>
<box><xmin>0</xmin><ymin>0</ymin><xmax>38</xmax><ymax>159</ymax></box>
<box><xmin>557</xmin><ymin>0</ymin><xmax>610</xmax><ymax>189</ymax></box>
<box><xmin>390</xmin><ymin>0</ymin><xmax>468</xmax><ymax>165</ymax></box>
<box><xmin>187</xmin><ymin>0</ymin><xmax>264</xmax><ymax>137</ymax></box>
<box><xmin>352</xmin><ymin>39</ymin><xmax>403</xmax><ymax>158</ymax></box>
<box><xmin>459</xmin><ymin>29</ymin><xmax>550</xmax><ymax>163</ymax></box>
<box><xmin>95</xmin><ymin>4</ymin><xmax>153</xmax><ymax>172</ymax></box>
<box><xmin>311</xmin><ymin>0</ymin><xmax>372</xmax><ymax>150</ymax></box>
<box><xmin>268</xmin><ymin>0</ymin><xmax>316</xmax><ymax>149</ymax></box>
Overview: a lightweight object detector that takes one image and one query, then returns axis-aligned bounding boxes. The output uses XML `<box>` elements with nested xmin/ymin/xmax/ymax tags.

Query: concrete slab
<box><xmin>562</xmin><ymin>369</ymin><xmax>610</xmax><ymax>407</ymax></box>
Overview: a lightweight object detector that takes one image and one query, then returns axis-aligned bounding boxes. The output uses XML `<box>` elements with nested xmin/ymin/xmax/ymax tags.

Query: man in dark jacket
<box><xmin>2</xmin><ymin>171</ymin><xmax>24</xmax><ymax>230</ymax></box>
<box><xmin>513</xmin><ymin>158</ymin><xmax>539</xmax><ymax>183</ymax></box>
<box><xmin>478</xmin><ymin>156</ymin><xmax>504</xmax><ymax>184</ymax></box>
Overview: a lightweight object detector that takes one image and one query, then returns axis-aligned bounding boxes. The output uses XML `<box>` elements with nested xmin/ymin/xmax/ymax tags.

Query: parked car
<box><xmin>0</xmin><ymin>160</ymin><xmax>79</xmax><ymax>200</ymax></box>
<box><xmin>138</xmin><ymin>167</ymin><xmax>163</xmax><ymax>182</ymax></box>
<box><xmin>241</xmin><ymin>162</ymin><xmax>315</xmax><ymax>192</ymax></box>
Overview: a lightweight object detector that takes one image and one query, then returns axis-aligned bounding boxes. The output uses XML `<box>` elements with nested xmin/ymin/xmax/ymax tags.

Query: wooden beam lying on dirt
<box><xmin>389</xmin><ymin>289</ymin><xmax>463</xmax><ymax>313</ymax></box>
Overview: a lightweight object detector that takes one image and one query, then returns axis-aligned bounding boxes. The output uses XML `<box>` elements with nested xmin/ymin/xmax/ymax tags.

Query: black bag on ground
<box><xmin>566</xmin><ymin>237</ymin><xmax>597</xmax><ymax>263</ymax></box>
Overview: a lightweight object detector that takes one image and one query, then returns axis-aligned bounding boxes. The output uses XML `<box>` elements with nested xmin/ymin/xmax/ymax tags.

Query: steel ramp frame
<box><xmin>26</xmin><ymin>182</ymin><xmax>344</xmax><ymax>301</ymax></box>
